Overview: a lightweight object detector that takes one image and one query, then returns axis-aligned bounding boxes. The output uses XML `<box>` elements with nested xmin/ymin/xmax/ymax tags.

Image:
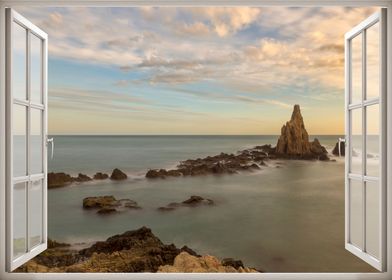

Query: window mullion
<box><xmin>361</xmin><ymin>28</ymin><xmax>367</xmax><ymax>253</ymax></box>
<box><xmin>26</xmin><ymin>29</ymin><xmax>31</xmax><ymax>253</ymax></box>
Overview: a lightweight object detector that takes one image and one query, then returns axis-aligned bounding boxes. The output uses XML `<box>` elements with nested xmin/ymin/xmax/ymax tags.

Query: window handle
<box><xmin>47</xmin><ymin>137</ymin><xmax>54</xmax><ymax>159</ymax></box>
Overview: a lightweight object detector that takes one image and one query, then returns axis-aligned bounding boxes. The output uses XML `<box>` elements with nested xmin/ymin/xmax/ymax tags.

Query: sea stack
<box><xmin>276</xmin><ymin>105</ymin><xmax>329</xmax><ymax>160</ymax></box>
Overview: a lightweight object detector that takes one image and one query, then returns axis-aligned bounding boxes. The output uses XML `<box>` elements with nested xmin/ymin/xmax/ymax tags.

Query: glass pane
<box><xmin>30</xmin><ymin>109</ymin><xmax>43</xmax><ymax>174</ymax></box>
<box><xmin>351</xmin><ymin>33</ymin><xmax>362</xmax><ymax>104</ymax></box>
<box><xmin>31</xmin><ymin>34</ymin><xmax>42</xmax><ymax>104</ymax></box>
<box><xmin>12</xmin><ymin>22</ymin><xmax>27</xmax><ymax>100</ymax></box>
<box><xmin>366</xmin><ymin>105</ymin><xmax>379</xmax><ymax>177</ymax></box>
<box><xmin>351</xmin><ymin>109</ymin><xmax>362</xmax><ymax>174</ymax></box>
<box><xmin>13</xmin><ymin>182</ymin><xmax>26</xmax><ymax>259</ymax></box>
<box><xmin>366</xmin><ymin>22</ymin><xmax>380</xmax><ymax>100</ymax></box>
<box><xmin>365</xmin><ymin>180</ymin><xmax>380</xmax><ymax>259</ymax></box>
<box><xmin>350</xmin><ymin>180</ymin><xmax>363</xmax><ymax>248</ymax></box>
<box><xmin>29</xmin><ymin>180</ymin><xmax>43</xmax><ymax>248</ymax></box>
<box><xmin>13</xmin><ymin>105</ymin><xmax>26</xmax><ymax>177</ymax></box>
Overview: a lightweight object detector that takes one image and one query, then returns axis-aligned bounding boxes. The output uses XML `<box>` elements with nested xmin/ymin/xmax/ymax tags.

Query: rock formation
<box><xmin>332</xmin><ymin>141</ymin><xmax>345</xmax><ymax>156</ymax></box>
<box><xmin>158</xmin><ymin>252</ymin><xmax>258</xmax><ymax>273</ymax></box>
<box><xmin>83</xmin><ymin>196</ymin><xmax>141</xmax><ymax>214</ymax></box>
<box><xmin>93</xmin><ymin>172</ymin><xmax>109</xmax><ymax>180</ymax></box>
<box><xmin>110</xmin><ymin>168</ymin><xmax>127</xmax><ymax>180</ymax></box>
<box><xmin>157</xmin><ymin>196</ymin><xmax>214</xmax><ymax>212</ymax></box>
<box><xmin>47</xmin><ymin>172</ymin><xmax>74</xmax><ymax>188</ymax></box>
<box><xmin>275</xmin><ymin>105</ymin><xmax>329</xmax><ymax>160</ymax></box>
<box><xmin>16</xmin><ymin>227</ymin><xmax>258</xmax><ymax>273</ymax></box>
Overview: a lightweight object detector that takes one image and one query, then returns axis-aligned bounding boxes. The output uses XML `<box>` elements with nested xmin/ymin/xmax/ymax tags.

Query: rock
<box><xmin>17</xmin><ymin>227</ymin><xmax>259</xmax><ymax>273</ymax></box>
<box><xmin>276</xmin><ymin>104</ymin><xmax>311</xmax><ymax>156</ymax></box>
<box><xmin>83</xmin><ymin>196</ymin><xmax>117</xmax><ymax>209</ymax></box>
<box><xmin>48</xmin><ymin>239</ymin><xmax>70</xmax><ymax>249</ymax></box>
<box><xmin>182</xmin><ymin>195</ymin><xmax>214</xmax><ymax>206</ymax></box>
<box><xmin>146</xmin><ymin>169</ymin><xmax>167</xmax><ymax>179</ymax></box>
<box><xmin>222</xmin><ymin>258</ymin><xmax>244</xmax><ymax>269</ymax></box>
<box><xmin>110</xmin><ymin>168</ymin><xmax>127</xmax><ymax>180</ymax></box>
<box><xmin>332</xmin><ymin>141</ymin><xmax>345</xmax><ymax>156</ymax></box>
<box><xmin>93</xmin><ymin>172</ymin><xmax>109</xmax><ymax>180</ymax></box>
<box><xmin>158</xmin><ymin>252</ymin><xmax>258</xmax><ymax>273</ymax></box>
<box><xmin>158</xmin><ymin>196</ymin><xmax>214</xmax><ymax>212</ymax></box>
<box><xmin>74</xmin><ymin>173</ymin><xmax>92</xmax><ymax>183</ymax></box>
<box><xmin>83</xmin><ymin>196</ymin><xmax>140</xmax><ymax>214</ymax></box>
<box><xmin>47</xmin><ymin>172</ymin><xmax>74</xmax><ymax>188</ymax></box>
<box><xmin>97</xmin><ymin>208</ymin><xmax>117</xmax><ymax>215</ymax></box>
<box><xmin>275</xmin><ymin>105</ymin><xmax>329</xmax><ymax>160</ymax></box>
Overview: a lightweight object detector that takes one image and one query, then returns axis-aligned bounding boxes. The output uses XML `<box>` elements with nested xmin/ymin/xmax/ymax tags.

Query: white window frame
<box><xmin>344</xmin><ymin>10</ymin><xmax>387</xmax><ymax>271</ymax></box>
<box><xmin>0</xmin><ymin>1</ymin><xmax>391</xmax><ymax>280</ymax></box>
<box><xmin>5</xmin><ymin>9</ymin><xmax>48</xmax><ymax>272</ymax></box>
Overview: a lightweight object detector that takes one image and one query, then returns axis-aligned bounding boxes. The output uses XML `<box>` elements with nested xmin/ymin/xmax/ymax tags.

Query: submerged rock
<box><xmin>157</xmin><ymin>196</ymin><xmax>214</xmax><ymax>212</ymax></box>
<box><xmin>110</xmin><ymin>168</ymin><xmax>127</xmax><ymax>180</ymax></box>
<box><xmin>83</xmin><ymin>196</ymin><xmax>140</xmax><ymax>214</ymax></box>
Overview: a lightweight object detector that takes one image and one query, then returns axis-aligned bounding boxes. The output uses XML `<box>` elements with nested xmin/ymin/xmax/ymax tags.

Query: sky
<box><xmin>18</xmin><ymin>6</ymin><xmax>378</xmax><ymax>135</ymax></box>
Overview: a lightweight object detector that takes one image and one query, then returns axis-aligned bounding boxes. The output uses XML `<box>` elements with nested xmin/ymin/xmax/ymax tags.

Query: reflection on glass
<box><xmin>366</xmin><ymin>105</ymin><xmax>379</xmax><ymax>177</ymax></box>
<box><xmin>13</xmin><ymin>22</ymin><xmax>27</xmax><ymax>101</ymax></box>
<box><xmin>365</xmin><ymin>181</ymin><xmax>380</xmax><ymax>259</ymax></box>
<box><xmin>350</xmin><ymin>180</ymin><xmax>363</xmax><ymax>248</ymax></box>
<box><xmin>31</xmin><ymin>34</ymin><xmax>42</xmax><ymax>104</ymax></box>
<box><xmin>351</xmin><ymin>33</ymin><xmax>362</xmax><ymax>104</ymax></box>
<box><xmin>13</xmin><ymin>105</ymin><xmax>26</xmax><ymax>177</ymax></box>
<box><xmin>13</xmin><ymin>182</ymin><xmax>26</xmax><ymax>259</ymax></box>
<box><xmin>29</xmin><ymin>180</ymin><xmax>43</xmax><ymax>248</ymax></box>
<box><xmin>366</xmin><ymin>22</ymin><xmax>380</xmax><ymax>100</ymax></box>
<box><xmin>351</xmin><ymin>109</ymin><xmax>362</xmax><ymax>174</ymax></box>
<box><xmin>31</xmin><ymin>109</ymin><xmax>43</xmax><ymax>174</ymax></box>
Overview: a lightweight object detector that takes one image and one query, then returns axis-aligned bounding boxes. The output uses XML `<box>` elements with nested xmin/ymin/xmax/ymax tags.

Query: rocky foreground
<box><xmin>16</xmin><ymin>227</ymin><xmax>258</xmax><ymax>273</ymax></box>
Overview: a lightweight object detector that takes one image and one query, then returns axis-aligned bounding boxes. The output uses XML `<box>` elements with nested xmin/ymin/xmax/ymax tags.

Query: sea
<box><xmin>45</xmin><ymin>135</ymin><xmax>376</xmax><ymax>272</ymax></box>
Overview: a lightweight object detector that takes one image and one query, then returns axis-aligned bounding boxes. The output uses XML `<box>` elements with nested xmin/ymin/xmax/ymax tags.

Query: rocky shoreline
<box><xmin>16</xmin><ymin>227</ymin><xmax>259</xmax><ymax>273</ymax></box>
<box><xmin>49</xmin><ymin>105</ymin><xmax>340</xmax><ymax>187</ymax></box>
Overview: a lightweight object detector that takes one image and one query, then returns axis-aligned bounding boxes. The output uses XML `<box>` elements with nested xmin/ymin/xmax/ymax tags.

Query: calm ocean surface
<box><xmin>47</xmin><ymin>135</ymin><xmax>375</xmax><ymax>272</ymax></box>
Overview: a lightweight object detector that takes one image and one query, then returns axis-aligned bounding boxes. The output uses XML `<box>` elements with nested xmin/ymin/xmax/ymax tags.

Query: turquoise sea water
<box><xmin>47</xmin><ymin>135</ymin><xmax>375</xmax><ymax>272</ymax></box>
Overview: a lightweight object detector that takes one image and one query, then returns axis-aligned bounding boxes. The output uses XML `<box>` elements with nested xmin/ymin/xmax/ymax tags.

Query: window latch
<box><xmin>47</xmin><ymin>137</ymin><xmax>54</xmax><ymax>159</ymax></box>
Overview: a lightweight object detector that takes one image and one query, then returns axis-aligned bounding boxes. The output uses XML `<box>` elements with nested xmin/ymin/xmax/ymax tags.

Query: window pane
<box><xmin>366</xmin><ymin>105</ymin><xmax>379</xmax><ymax>177</ymax></box>
<box><xmin>350</xmin><ymin>179</ymin><xmax>363</xmax><ymax>248</ymax></box>
<box><xmin>12</xmin><ymin>22</ymin><xmax>27</xmax><ymax>101</ymax></box>
<box><xmin>13</xmin><ymin>105</ymin><xmax>26</xmax><ymax>177</ymax></box>
<box><xmin>351</xmin><ymin>109</ymin><xmax>362</xmax><ymax>174</ymax></box>
<box><xmin>366</xmin><ymin>22</ymin><xmax>380</xmax><ymax>100</ymax></box>
<box><xmin>31</xmin><ymin>34</ymin><xmax>42</xmax><ymax>104</ymax></box>
<box><xmin>13</xmin><ymin>182</ymin><xmax>26</xmax><ymax>259</ymax></box>
<box><xmin>351</xmin><ymin>33</ymin><xmax>362</xmax><ymax>104</ymax></box>
<box><xmin>29</xmin><ymin>180</ymin><xmax>43</xmax><ymax>248</ymax></box>
<box><xmin>365</xmin><ymin>180</ymin><xmax>380</xmax><ymax>259</ymax></box>
<box><xmin>30</xmin><ymin>109</ymin><xmax>43</xmax><ymax>174</ymax></box>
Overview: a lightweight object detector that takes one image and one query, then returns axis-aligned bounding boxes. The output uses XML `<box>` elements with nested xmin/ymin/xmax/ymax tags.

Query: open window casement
<box><xmin>345</xmin><ymin>9</ymin><xmax>387</xmax><ymax>272</ymax></box>
<box><xmin>5</xmin><ymin>8</ymin><xmax>48</xmax><ymax>271</ymax></box>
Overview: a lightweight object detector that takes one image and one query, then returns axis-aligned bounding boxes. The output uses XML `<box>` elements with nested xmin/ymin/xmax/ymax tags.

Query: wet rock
<box><xmin>110</xmin><ymin>168</ymin><xmax>127</xmax><ymax>180</ymax></box>
<box><xmin>93</xmin><ymin>172</ymin><xmax>109</xmax><ymax>180</ymax></box>
<box><xmin>83</xmin><ymin>196</ymin><xmax>140</xmax><ymax>214</ymax></box>
<box><xmin>158</xmin><ymin>196</ymin><xmax>214</xmax><ymax>212</ymax></box>
<box><xmin>146</xmin><ymin>169</ymin><xmax>168</xmax><ymax>179</ymax></box>
<box><xmin>74</xmin><ymin>173</ymin><xmax>92</xmax><ymax>183</ymax></box>
<box><xmin>48</xmin><ymin>172</ymin><xmax>74</xmax><ymax>188</ymax></box>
